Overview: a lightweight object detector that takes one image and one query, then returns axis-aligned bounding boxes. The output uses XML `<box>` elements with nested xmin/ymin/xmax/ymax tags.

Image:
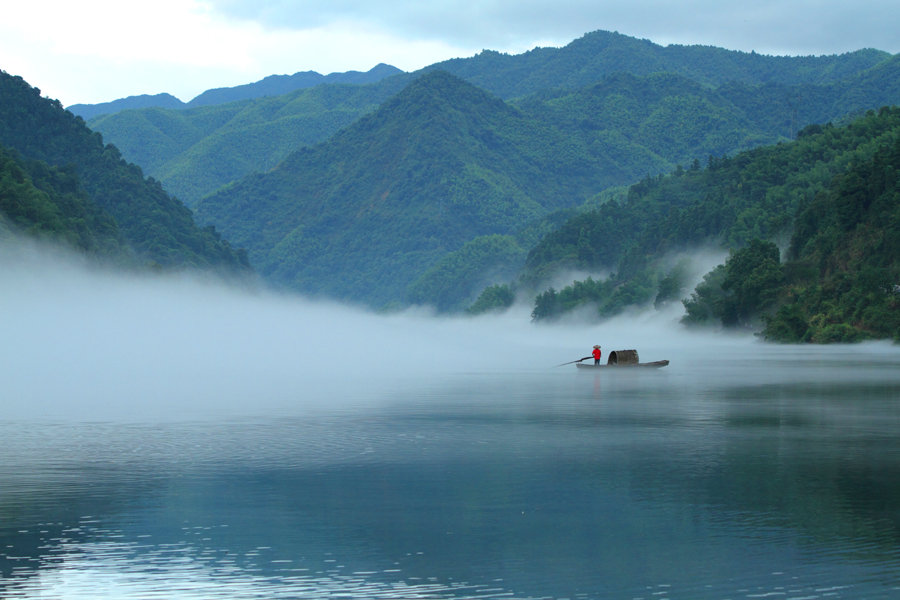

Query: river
<box><xmin>2</xmin><ymin>246</ymin><xmax>899</xmax><ymax>598</ymax></box>
<box><xmin>2</xmin><ymin>341</ymin><xmax>899</xmax><ymax>599</ymax></box>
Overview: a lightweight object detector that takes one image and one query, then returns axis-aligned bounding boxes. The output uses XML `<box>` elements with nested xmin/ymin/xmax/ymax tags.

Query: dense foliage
<box><xmin>763</xmin><ymin>127</ymin><xmax>900</xmax><ymax>342</ymax></box>
<box><xmin>85</xmin><ymin>33</ymin><xmax>899</xmax><ymax>211</ymax></box>
<box><xmin>194</xmin><ymin>57</ymin><xmax>900</xmax><ymax>309</ymax></box>
<box><xmin>466</xmin><ymin>283</ymin><xmax>516</xmax><ymax>315</ymax></box>
<box><xmin>196</xmin><ymin>71</ymin><xmax>610</xmax><ymax>306</ymax></box>
<box><xmin>682</xmin><ymin>239</ymin><xmax>784</xmax><ymax>328</ymax></box>
<box><xmin>407</xmin><ymin>234</ymin><xmax>526</xmax><ymax>312</ymax></box>
<box><xmin>87</xmin><ymin>78</ymin><xmax>409</xmax><ymax>206</ymax></box>
<box><xmin>0</xmin><ymin>145</ymin><xmax>122</xmax><ymax>253</ymax></box>
<box><xmin>0</xmin><ymin>70</ymin><xmax>249</xmax><ymax>271</ymax></box>
<box><xmin>30</xmin><ymin>29</ymin><xmax>900</xmax><ymax>330</ymax></box>
<box><xmin>522</xmin><ymin>107</ymin><xmax>900</xmax><ymax>342</ymax></box>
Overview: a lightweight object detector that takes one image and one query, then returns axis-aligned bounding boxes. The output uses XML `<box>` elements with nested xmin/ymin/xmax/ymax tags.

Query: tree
<box><xmin>532</xmin><ymin>287</ymin><xmax>561</xmax><ymax>321</ymax></box>
<box><xmin>720</xmin><ymin>239</ymin><xmax>784</xmax><ymax>326</ymax></box>
<box><xmin>682</xmin><ymin>239</ymin><xmax>783</xmax><ymax>329</ymax></box>
<box><xmin>467</xmin><ymin>283</ymin><xmax>515</xmax><ymax>314</ymax></box>
<box><xmin>681</xmin><ymin>265</ymin><xmax>728</xmax><ymax>326</ymax></box>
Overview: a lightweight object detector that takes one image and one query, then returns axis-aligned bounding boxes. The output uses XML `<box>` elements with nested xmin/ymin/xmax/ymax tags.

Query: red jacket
<box><xmin>592</xmin><ymin>347</ymin><xmax>602</xmax><ymax>360</ymax></box>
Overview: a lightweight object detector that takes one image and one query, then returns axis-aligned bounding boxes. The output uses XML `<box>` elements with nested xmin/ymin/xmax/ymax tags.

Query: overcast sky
<box><xmin>2</xmin><ymin>0</ymin><xmax>898</xmax><ymax>107</ymax></box>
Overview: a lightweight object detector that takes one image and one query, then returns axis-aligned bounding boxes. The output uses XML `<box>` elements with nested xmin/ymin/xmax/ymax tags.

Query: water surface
<box><xmin>3</xmin><ymin>343</ymin><xmax>899</xmax><ymax>599</ymax></box>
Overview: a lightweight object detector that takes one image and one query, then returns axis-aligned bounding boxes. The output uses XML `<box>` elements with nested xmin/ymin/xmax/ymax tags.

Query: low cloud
<box><xmin>1</xmin><ymin>238</ymin><xmax>749</xmax><ymax>421</ymax></box>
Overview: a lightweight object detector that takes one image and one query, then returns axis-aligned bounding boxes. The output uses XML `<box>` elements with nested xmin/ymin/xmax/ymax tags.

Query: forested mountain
<box><xmin>67</xmin><ymin>93</ymin><xmax>186</xmax><ymax>121</ymax></box>
<box><xmin>87</xmin><ymin>77</ymin><xmax>410</xmax><ymax>207</ymax></box>
<box><xmin>765</xmin><ymin>126</ymin><xmax>900</xmax><ymax>342</ymax></box>
<box><xmin>0</xmin><ymin>144</ymin><xmax>124</xmax><ymax>255</ymax></box>
<box><xmin>515</xmin><ymin>107</ymin><xmax>900</xmax><ymax>342</ymax></box>
<box><xmin>82</xmin><ymin>31</ymin><xmax>898</xmax><ymax>208</ymax></box>
<box><xmin>187</xmin><ymin>63</ymin><xmax>403</xmax><ymax>109</ymax></box>
<box><xmin>67</xmin><ymin>64</ymin><xmax>402</xmax><ymax>120</ymax></box>
<box><xmin>516</xmin><ymin>54</ymin><xmax>900</xmax><ymax>163</ymax></box>
<box><xmin>427</xmin><ymin>30</ymin><xmax>891</xmax><ymax>99</ymax></box>
<box><xmin>185</xmin><ymin>59</ymin><xmax>900</xmax><ymax>311</ymax></box>
<box><xmin>0</xmin><ymin>70</ymin><xmax>249</xmax><ymax>272</ymax></box>
<box><xmin>195</xmin><ymin>71</ymin><xmax>608</xmax><ymax>305</ymax></box>
<box><xmin>23</xmin><ymin>28</ymin><xmax>898</xmax><ymax>335</ymax></box>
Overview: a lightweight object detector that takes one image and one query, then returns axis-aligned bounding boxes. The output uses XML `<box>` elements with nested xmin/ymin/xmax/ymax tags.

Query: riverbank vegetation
<box><xmin>516</xmin><ymin>107</ymin><xmax>900</xmax><ymax>342</ymax></box>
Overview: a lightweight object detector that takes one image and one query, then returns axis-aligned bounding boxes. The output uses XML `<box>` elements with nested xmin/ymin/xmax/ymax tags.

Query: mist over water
<box><xmin>1</xmin><ymin>238</ymin><xmax>751</xmax><ymax>421</ymax></box>
<box><xmin>4</xmin><ymin>238</ymin><xmax>900</xmax><ymax>599</ymax></box>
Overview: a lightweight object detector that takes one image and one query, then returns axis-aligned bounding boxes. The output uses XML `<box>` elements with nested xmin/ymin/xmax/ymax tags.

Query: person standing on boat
<box><xmin>592</xmin><ymin>345</ymin><xmax>602</xmax><ymax>365</ymax></box>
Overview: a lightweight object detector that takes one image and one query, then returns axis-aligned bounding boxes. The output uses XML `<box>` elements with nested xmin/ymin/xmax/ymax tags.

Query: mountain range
<box><xmin>194</xmin><ymin>70</ymin><xmax>609</xmax><ymax>305</ymax></box>
<box><xmin>78</xmin><ymin>32</ymin><xmax>899</xmax><ymax>209</ymax></box>
<box><xmin>67</xmin><ymin>64</ymin><xmax>403</xmax><ymax>120</ymax></box>
<box><xmin>3</xmin><ymin>29</ymin><xmax>899</xmax><ymax>338</ymax></box>
<box><xmin>83</xmin><ymin>56</ymin><xmax>900</xmax><ymax>218</ymax></box>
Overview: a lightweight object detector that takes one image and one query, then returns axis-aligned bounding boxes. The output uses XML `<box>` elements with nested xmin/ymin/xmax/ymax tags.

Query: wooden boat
<box><xmin>576</xmin><ymin>360</ymin><xmax>669</xmax><ymax>369</ymax></box>
<box><xmin>576</xmin><ymin>349</ymin><xmax>669</xmax><ymax>369</ymax></box>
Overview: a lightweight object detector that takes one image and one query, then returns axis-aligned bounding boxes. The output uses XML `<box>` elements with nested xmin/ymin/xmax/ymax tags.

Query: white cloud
<box><xmin>0</xmin><ymin>0</ymin><xmax>476</xmax><ymax>104</ymax></box>
<box><xmin>2</xmin><ymin>0</ymin><xmax>251</xmax><ymax>102</ymax></box>
<box><xmin>1</xmin><ymin>0</ymin><xmax>898</xmax><ymax>105</ymax></box>
<box><xmin>7</xmin><ymin>0</ymin><xmax>254</xmax><ymax>67</ymax></box>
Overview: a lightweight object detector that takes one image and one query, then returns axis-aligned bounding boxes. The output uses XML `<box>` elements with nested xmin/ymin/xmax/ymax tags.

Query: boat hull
<box><xmin>576</xmin><ymin>360</ymin><xmax>669</xmax><ymax>369</ymax></box>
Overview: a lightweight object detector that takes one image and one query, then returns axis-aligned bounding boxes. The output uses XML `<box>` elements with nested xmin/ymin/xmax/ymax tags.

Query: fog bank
<box><xmin>2</xmin><ymin>239</ymin><xmax>760</xmax><ymax>420</ymax></box>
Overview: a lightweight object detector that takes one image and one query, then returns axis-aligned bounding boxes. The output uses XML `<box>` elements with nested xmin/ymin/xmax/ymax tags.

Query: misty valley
<box><xmin>2</xmin><ymin>26</ymin><xmax>900</xmax><ymax>600</ymax></box>
<box><xmin>2</xmin><ymin>30</ymin><xmax>900</xmax><ymax>342</ymax></box>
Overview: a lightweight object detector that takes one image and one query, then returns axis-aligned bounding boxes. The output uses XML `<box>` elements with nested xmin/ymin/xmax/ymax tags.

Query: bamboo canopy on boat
<box><xmin>607</xmin><ymin>349</ymin><xmax>639</xmax><ymax>365</ymax></box>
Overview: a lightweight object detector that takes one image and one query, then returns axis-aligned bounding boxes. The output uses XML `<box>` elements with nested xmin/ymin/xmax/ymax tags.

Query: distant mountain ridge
<box><xmin>83</xmin><ymin>33</ymin><xmax>900</xmax><ymax>209</ymax></box>
<box><xmin>425</xmin><ymin>30</ymin><xmax>892</xmax><ymax>99</ymax></box>
<box><xmin>67</xmin><ymin>63</ymin><xmax>403</xmax><ymax>119</ymax></box>
<box><xmin>71</xmin><ymin>30</ymin><xmax>892</xmax><ymax>122</ymax></box>
<box><xmin>87</xmin><ymin>76</ymin><xmax>410</xmax><ymax>207</ymax></box>
<box><xmin>188</xmin><ymin>63</ymin><xmax>403</xmax><ymax>108</ymax></box>
<box><xmin>68</xmin><ymin>93</ymin><xmax>186</xmax><ymax>120</ymax></box>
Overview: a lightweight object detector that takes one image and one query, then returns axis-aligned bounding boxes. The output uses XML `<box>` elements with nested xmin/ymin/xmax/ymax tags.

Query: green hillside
<box><xmin>0</xmin><ymin>144</ymin><xmax>123</xmax><ymax>255</ymax></box>
<box><xmin>516</xmin><ymin>53</ymin><xmax>900</xmax><ymax>159</ymax></box>
<box><xmin>195</xmin><ymin>71</ymin><xmax>606</xmax><ymax>306</ymax></box>
<box><xmin>515</xmin><ymin>72</ymin><xmax>774</xmax><ymax>175</ymax></box>
<box><xmin>0</xmin><ymin>70</ymin><xmax>249</xmax><ymax>271</ymax></box>
<box><xmin>88</xmin><ymin>77</ymin><xmax>409</xmax><ymax>206</ymax></box>
<box><xmin>516</xmin><ymin>107</ymin><xmax>900</xmax><ymax>341</ymax></box>
<box><xmin>84</xmin><ymin>31</ymin><xmax>897</xmax><ymax>210</ymax></box>
<box><xmin>49</xmin><ymin>29</ymin><xmax>900</xmax><ymax>324</ymax></box>
<box><xmin>194</xmin><ymin>58</ymin><xmax>900</xmax><ymax>310</ymax></box>
<box><xmin>763</xmin><ymin>126</ymin><xmax>900</xmax><ymax>342</ymax></box>
<box><xmin>341</xmin><ymin>61</ymin><xmax>900</xmax><ymax>312</ymax></box>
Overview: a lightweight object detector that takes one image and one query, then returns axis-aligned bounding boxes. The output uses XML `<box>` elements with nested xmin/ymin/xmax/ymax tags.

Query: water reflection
<box><xmin>2</xmin><ymin>345</ymin><xmax>900</xmax><ymax>599</ymax></box>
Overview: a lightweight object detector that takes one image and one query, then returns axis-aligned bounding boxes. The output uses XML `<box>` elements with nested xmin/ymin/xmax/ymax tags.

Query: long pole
<box><xmin>556</xmin><ymin>356</ymin><xmax>593</xmax><ymax>367</ymax></box>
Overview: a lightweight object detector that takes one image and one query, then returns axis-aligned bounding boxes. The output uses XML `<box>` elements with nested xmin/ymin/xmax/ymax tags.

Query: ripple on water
<box><xmin>3</xmin><ymin>351</ymin><xmax>900</xmax><ymax>600</ymax></box>
<box><xmin>2</xmin><ymin>533</ymin><xmax>520</xmax><ymax>599</ymax></box>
